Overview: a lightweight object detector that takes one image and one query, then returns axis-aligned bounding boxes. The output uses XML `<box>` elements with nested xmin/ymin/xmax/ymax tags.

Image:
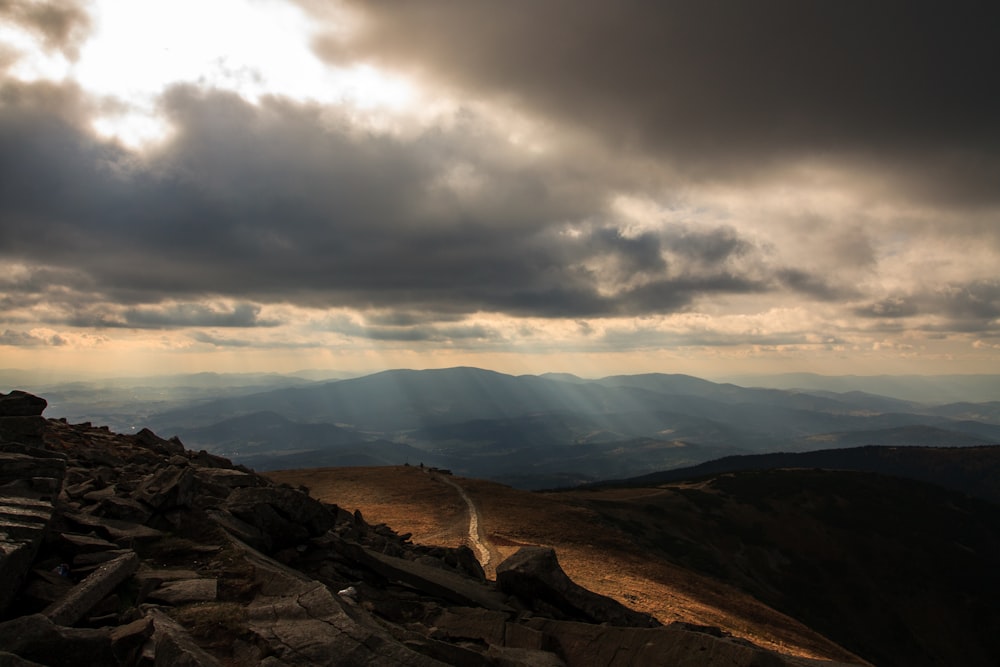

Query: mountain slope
<box><xmin>563</xmin><ymin>469</ymin><xmax>1000</xmax><ymax>667</ymax></box>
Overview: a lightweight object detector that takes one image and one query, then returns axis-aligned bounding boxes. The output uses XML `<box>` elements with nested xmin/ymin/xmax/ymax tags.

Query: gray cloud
<box><xmin>324</xmin><ymin>0</ymin><xmax>1000</xmax><ymax>207</ymax></box>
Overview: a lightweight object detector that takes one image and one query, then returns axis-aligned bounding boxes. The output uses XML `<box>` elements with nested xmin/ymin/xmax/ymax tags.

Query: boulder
<box><xmin>109</xmin><ymin>616</ymin><xmax>154</xmax><ymax>665</ymax></box>
<box><xmin>224</xmin><ymin>486</ymin><xmax>335</xmax><ymax>549</ymax></box>
<box><xmin>146</xmin><ymin>608</ymin><xmax>223</xmax><ymax>667</ymax></box>
<box><xmin>496</xmin><ymin>547</ymin><xmax>659</xmax><ymax>628</ymax></box>
<box><xmin>0</xmin><ymin>392</ymin><xmax>46</xmax><ymax>417</ymax></box>
<box><xmin>134</xmin><ymin>466</ymin><xmax>197</xmax><ymax>511</ymax></box>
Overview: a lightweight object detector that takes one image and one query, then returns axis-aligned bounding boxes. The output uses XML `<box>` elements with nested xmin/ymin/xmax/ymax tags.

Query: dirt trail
<box><xmin>436</xmin><ymin>474</ymin><xmax>496</xmax><ymax>577</ymax></box>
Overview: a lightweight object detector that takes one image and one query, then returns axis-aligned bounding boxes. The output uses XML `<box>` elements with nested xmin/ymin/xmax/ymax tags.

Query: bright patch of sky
<box><xmin>4</xmin><ymin>0</ymin><xmax>415</xmax><ymax>147</ymax></box>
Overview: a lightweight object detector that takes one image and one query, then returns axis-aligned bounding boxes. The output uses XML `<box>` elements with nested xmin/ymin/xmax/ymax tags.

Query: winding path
<box><xmin>436</xmin><ymin>474</ymin><xmax>494</xmax><ymax>576</ymax></box>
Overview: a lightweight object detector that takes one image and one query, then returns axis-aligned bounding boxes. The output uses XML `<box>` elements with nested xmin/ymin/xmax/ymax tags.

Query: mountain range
<box><xmin>5</xmin><ymin>367</ymin><xmax>994</xmax><ymax>489</ymax></box>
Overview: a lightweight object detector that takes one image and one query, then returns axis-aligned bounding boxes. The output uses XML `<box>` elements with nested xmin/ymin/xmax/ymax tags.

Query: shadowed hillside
<box><xmin>273</xmin><ymin>461</ymin><xmax>1000</xmax><ymax>667</ymax></box>
<box><xmin>596</xmin><ymin>444</ymin><xmax>1000</xmax><ymax>503</ymax></box>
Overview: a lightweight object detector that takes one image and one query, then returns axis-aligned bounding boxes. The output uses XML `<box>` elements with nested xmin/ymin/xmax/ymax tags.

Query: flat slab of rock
<box><xmin>0</xmin><ymin>495</ymin><xmax>54</xmax><ymax>541</ymax></box>
<box><xmin>0</xmin><ymin>454</ymin><xmax>65</xmax><ymax>489</ymax></box>
<box><xmin>62</xmin><ymin>510</ymin><xmax>164</xmax><ymax>544</ymax></box>
<box><xmin>149</xmin><ymin>578</ymin><xmax>218</xmax><ymax>605</ymax></box>
<box><xmin>58</xmin><ymin>532</ymin><xmax>120</xmax><ymax>554</ymax></box>
<box><xmin>334</xmin><ymin>538</ymin><xmax>513</xmax><ymax>612</ymax></box>
<box><xmin>44</xmin><ymin>551</ymin><xmax>139</xmax><ymax>626</ymax></box>
<box><xmin>230</xmin><ymin>535</ymin><xmax>449</xmax><ymax>666</ymax></box>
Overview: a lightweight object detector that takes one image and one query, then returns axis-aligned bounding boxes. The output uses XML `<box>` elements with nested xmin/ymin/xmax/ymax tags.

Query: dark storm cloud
<box><xmin>1</xmin><ymin>80</ymin><xmax>802</xmax><ymax>321</ymax></box>
<box><xmin>327</xmin><ymin>0</ymin><xmax>1000</xmax><ymax>206</ymax></box>
<box><xmin>0</xmin><ymin>0</ymin><xmax>92</xmax><ymax>59</ymax></box>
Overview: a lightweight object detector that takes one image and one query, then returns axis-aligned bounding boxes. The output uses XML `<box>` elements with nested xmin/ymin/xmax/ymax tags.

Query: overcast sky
<box><xmin>2</xmin><ymin>0</ymin><xmax>999</xmax><ymax>378</ymax></box>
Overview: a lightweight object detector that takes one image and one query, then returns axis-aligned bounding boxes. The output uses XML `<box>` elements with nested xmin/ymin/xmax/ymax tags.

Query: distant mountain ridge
<box><xmin>125</xmin><ymin>367</ymin><xmax>1000</xmax><ymax>488</ymax></box>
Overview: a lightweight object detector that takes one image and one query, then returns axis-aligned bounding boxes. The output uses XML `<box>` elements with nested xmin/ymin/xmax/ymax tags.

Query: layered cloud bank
<box><xmin>1</xmin><ymin>0</ymin><xmax>999</xmax><ymax>375</ymax></box>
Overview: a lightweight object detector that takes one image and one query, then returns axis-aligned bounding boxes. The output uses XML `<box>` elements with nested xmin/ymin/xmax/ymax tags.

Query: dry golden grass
<box><xmin>267</xmin><ymin>465</ymin><xmax>865</xmax><ymax>664</ymax></box>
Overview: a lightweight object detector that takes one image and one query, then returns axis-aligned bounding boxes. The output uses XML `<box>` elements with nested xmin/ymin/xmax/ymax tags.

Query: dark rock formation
<box><xmin>0</xmin><ymin>391</ymin><xmax>47</xmax><ymax>417</ymax></box>
<box><xmin>0</xmin><ymin>390</ymin><xmax>862</xmax><ymax>666</ymax></box>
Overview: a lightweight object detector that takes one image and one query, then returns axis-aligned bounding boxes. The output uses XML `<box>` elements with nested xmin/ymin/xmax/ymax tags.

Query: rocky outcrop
<box><xmin>497</xmin><ymin>547</ymin><xmax>659</xmax><ymax>627</ymax></box>
<box><xmin>0</xmin><ymin>391</ymin><xmax>47</xmax><ymax>417</ymax></box>
<box><xmin>0</xmin><ymin>391</ymin><xmax>864</xmax><ymax>667</ymax></box>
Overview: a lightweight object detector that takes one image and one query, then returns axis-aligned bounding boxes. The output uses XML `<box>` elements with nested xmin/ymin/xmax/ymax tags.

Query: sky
<box><xmin>1</xmin><ymin>0</ymin><xmax>999</xmax><ymax>379</ymax></box>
